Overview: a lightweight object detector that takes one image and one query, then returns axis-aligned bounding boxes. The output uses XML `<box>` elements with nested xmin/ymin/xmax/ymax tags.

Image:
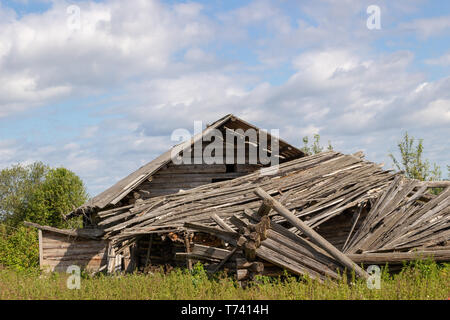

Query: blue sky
<box><xmin>0</xmin><ymin>0</ymin><xmax>449</xmax><ymax>196</ymax></box>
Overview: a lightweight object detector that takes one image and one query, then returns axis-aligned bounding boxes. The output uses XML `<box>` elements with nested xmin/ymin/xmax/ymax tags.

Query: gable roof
<box><xmin>70</xmin><ymin>114</ymin><xmax>304</xmax><ymax>216</ymax></box>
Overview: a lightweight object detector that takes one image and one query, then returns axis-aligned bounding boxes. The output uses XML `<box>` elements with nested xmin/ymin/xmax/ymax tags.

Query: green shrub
<box><xmin>0</xmin><ymin>224</ymin><xmax>39</xmax><ymax>272</ymax></box>
<box><xmin>20</xmin><ymin>167</ymin><xmax>88</xmax><ymax>228</ymax></box>
<box><xmin>0</xmin><ymin>262</ymin><xmax>448</xmax><ymax>300</ymax></box>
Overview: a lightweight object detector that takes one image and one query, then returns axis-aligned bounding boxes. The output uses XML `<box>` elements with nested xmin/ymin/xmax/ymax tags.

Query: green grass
<box><xmin>0</xmin><ymin>262</ymin><xmax>449</xmax><ymax>300</ymax></box>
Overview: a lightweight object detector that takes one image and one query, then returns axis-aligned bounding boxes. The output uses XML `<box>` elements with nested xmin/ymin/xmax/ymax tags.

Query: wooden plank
<box><xmin>43</xmin><ymin>248</ymin><xmax>107</xmax><ymax>257</ymax></box>
<box><xmin>43</xmin><ymin>253</ymin><xmax>106</xmax><ymax>261</ymax></box>
<box><xmin>38</xmin><ymin>229</ymin><xmax>43</xmax><ymax>269</ymax></box>
<box><xmin>348</xmin><ymin>250</ymin><xmax>450</xmax><ymax>264</ymax></box>
<box><xmin>151</xmin><ymin>173</ymin><xmax>243</xmax><ymax>181</ymax></box>
<box><xmin>192</xmin><ymin>244</ymin><xmax>233</xmax><ymax>260</ymax></box>
<box><xmin>184</xmin><ymin>233</ymin><xmax>192</xmax><ymax>270</ymax></box>
<box><xmin>24</xmin><ymin>221</ymin><xmax>104</xmax><ymax>239</ymax></box>
<box><xmin>161</xmin><ymin>164</ymin><xmax>227</xmax><ymax>174</ymax></box>
<box><xmin>107</xmin><ymin>243</ymin><xmax>116</xmax><ymax>274</ymax></box>
<box><xmin>184</xmin><ymin>222</ymin><xmax>239</xmax><ymax>245</ymax></box>
<box><xmin>422</xmin><ymin>181</ymin><xmax>450</xmax><ymax>188</ymax></box>
<box><xmin>211</xmin><ymin>247</ymin><xmax>238</xmax><ymax>273</ymax></box>
<box><xmin>254</xmin><ymin>187</ymin><xmax>369</xmax><ymax>279</ymax></box>
<box><xmin>211</xmin><ymin>214</ymin><xmax>235</xmax><ymax>232</ymax></box>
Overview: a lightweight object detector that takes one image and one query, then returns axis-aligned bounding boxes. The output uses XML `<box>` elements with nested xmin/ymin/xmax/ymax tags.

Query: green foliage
<box><xmin>0</xmin><ymin>262</ymin><xmax>448</xmax><ymax>299</ymax></box>
<box><xmin>0</xmin><ymin>162</ymin><xmax>49</xmax><ymax>224</ymax></box>
<box><xmin>0</xmin><ymin>225</ymin><xmax>39</xmax><ymax>272</ymax></box>
<box><xmin>1</xmin><ymin>164</ymin><xmax>87</xmax><ymax>228</ymax></box>
<box><xmin>389</xmin><ymin>132</ymin><xmax>441</xmax><ymax>181</ymax></box>
<box><xmin>0</xmin><ymin>163</ymin><xmax>88</xmax><ymax>270</ymax></box>
<box><xmin>21</xmin><ymin>167</ymin><xmax>88</xmax><ymax>228</ymax></box>
<box><xmin>301</xmin><ymin>134</ymin><xmax>333</xmax><ymax>156</ymax></box>
<box><xmin>190</xmin><ymin>262</ymin><xmax>208</xmax><ymax>288</ymax></box>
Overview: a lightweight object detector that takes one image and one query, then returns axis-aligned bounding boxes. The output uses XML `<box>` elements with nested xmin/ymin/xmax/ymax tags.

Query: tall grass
<box><xmin>0</xmin><ymin>261</ymin><xmax>448</xmax><ymax>300</ymax></box>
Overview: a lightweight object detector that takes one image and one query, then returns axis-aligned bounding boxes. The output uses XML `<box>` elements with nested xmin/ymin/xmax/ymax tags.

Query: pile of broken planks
<box><xmin>98</xmin><ymin>151</ymin><xmax>394</xmax><ymax>239</ymax></box>
<box><xmin>90</xmin><ymin>151</ymin><xmax>449</xmax><ymax>282</ymax></box>
<box><xmin>183</xmin><ymin>189</ymin><xmax>369</xmax><ymax>283</ymax></box>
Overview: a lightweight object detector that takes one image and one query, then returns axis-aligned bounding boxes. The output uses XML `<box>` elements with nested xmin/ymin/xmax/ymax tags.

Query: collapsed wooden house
<box><xmin>26</xmin><ymin>114</ymin><xmax>450</xmax><ymax>282</ymax></box>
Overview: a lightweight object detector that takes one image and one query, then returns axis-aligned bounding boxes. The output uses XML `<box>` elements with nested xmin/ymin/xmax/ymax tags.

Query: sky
<box><xmin>0</xmin><ymin>0</ymin><xmax>449</xmax><ymax>196</ymax></box>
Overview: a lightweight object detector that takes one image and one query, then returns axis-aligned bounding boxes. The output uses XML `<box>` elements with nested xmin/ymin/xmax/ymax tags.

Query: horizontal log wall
<box><xmin>131</xmin><ymin>138</ymin><xmax>264</xmax><ymax>200</ymax></box>
<box><xmin>40</xmin><ymin>230</ymin><xmax>108</xmax><ymax>272</ymax></box>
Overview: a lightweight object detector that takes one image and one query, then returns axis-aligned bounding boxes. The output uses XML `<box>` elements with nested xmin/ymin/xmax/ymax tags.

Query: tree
<box><xmin>0</xmin><ymin>224</ymin><xmax>39</xmax><ymax>271</ymax></box>
<box><xmin>388</xmin><ymin>132</ymin><xmax>441</xmax><ymax>181</ymax></box>
<box><xmin>0</xmin><ymin>162</ymin><xmax>49</xmax><ymax>224</ymax></box>
<box><xmin>301</xmin><ymin>134</ymin><xmax>333</xmax><ymax>156</ymax></box>
<box><xmin>21</xmin><ymin>167</ymin><xmax>89</xmax><ymax>228</ymax></box>
<box><xmin>0</xmin><ymin>163</ymin><xmax>88</xmax><ymax>270</ymax></box>
<box><xmin>0</xmin><ymin>163</ymin><xmax>88</xmax><ymax>228</ymax></box>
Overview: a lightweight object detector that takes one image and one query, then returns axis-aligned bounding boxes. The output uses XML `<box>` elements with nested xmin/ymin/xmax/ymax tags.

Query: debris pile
<box><xmin>84</xmin><ymin>151</ymin><xmax>450</xmax><ymax>281</ymax></box>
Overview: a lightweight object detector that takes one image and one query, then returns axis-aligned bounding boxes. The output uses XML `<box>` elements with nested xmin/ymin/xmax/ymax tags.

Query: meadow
<box><xmin>0</xmin><ymin>261</ymin><xmax>449</xmax><ymax>300</ymax></box>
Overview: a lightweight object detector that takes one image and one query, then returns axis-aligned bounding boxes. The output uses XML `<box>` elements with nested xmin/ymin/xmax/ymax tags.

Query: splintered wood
<box><xmin>86</xmin><ymin>151</ymin><xmax>449</xmax><ymax>280</ymax></box>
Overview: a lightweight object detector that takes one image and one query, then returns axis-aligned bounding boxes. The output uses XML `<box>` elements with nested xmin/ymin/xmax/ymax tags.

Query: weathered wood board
<box><xmin>40</xmin><ymin>230</ymin><xmax>108</xmax><ymax>272</ymax></box>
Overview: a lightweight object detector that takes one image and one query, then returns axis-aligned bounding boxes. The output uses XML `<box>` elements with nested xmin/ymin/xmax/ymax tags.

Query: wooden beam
<box><xmin>184</xmin><ymin>233</ymin><xmax>193</xmax><ymax>271</ymax></box>
<box><xmin>254</xmin><ymin>187</ymin><xmax>369</xmax><ymax>279</ymax></box>
<box><xmin>24</xmin><ymin>221</ymin><xmax>104</xmax><ymax>239</ymax></box>
<box><xmin>107</xmin><ymin>243</ymin><xmax>116</xmax><ymax>274</ymax></box>
<box><xmin>183</xmin><ymin>222</ymin><xmax>239</xmax><ymax>245</ymax></box>
<box><xmin>211</xmin><ymin>247</ymin><xmax>238</xmax><ymax>273</ymax></box>
<box><xmin>38</xmin><ymin>229</ymin><xmax>43</xmax><ymax>270</ymax></box>
<box><xmin>421</xmin><ymin>181</ymin><xmax>450</xmax><ymax>188</ymax></box>
<box><xmin>257</xmin><ymin>199</ymin><xmax>272</xmax><ymax>216</ymax></box>
<box><xmin>348</xmin><ymin>250</ymin><xmax>450</xmax><ymax>264</ymax></box>
<box><xmin>211</xmin><ymin>213</ymin><xmax>235</xmax><ymax>232</ymax></box>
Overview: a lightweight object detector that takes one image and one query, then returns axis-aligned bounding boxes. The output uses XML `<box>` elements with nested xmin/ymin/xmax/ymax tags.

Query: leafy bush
<box><xmin>21</xmin><ymin>167</ymin><xmax>88</xmax><ymax>228</ymax></box>
<box><xmin>0</xmin><ymin>162</ymin><xmax>48</xmax><ymax>225</ymax></box>
<box><xmin>0</xmin><ymin>225</ymin><xmax>39</xmax><ymax>272</ymax></box>
<box><xmin>0</xmin><ymin>262</ymin><xmax>448</xmax><ymax>299</ymax></box>
<box><xmin>0</xmin><ymin>163</ymin><xmax>88</xmax><ymax>270</ymax></box>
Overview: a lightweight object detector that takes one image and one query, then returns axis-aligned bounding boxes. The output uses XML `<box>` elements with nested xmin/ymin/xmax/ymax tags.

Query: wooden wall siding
<box><xmin>40</xmin><ymin>230</ymin><xmax>108</xmax><ymax>272</ymax></box>
<box><xmin>127</xmin><ymin>138</ymin><xmax>267</xmax><ymax>201</ymax></box>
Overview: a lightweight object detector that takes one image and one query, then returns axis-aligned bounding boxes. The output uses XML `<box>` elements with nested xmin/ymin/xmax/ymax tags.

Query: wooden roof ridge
<box><xmin>68</xmin><ymin>114</ymin><xmax>305</xmax><ymax>217</ymax></box>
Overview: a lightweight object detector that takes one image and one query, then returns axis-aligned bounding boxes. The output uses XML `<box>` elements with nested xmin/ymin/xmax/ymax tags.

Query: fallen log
<box><xmin>348</xmin><ymin>250</ymin><xmax>450</xmax><ymax>265</ymax></box>
<box><xmin>254</xmin><ymin>188</ymin><xmax>369</xmax><ymax>279</ymax></box>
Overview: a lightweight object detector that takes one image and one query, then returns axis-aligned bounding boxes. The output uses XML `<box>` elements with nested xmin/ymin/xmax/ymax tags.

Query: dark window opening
<box><xmin>226</xmin><ymin>164</ymin><xmax>237</xmax><ymax>173</ymax></box>
<box><xmin>212</xmin><ymin>178</ymin><xmax>231</xmax><ymax>183</ymax></box>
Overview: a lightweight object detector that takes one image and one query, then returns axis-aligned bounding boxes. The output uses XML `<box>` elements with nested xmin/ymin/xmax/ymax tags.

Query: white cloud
<box><xmin>409</xmin><ymin>99</ymin><xmax>450</xmax><ymax>126</ymax></box>
<box><xmin>292</xmin><ymin>49</ymin><xmax>361</xmax><ymax>82</ymax></box>
<box><xmin>80</xmin><ymin>126</ymin><xmax>99</xmax><ymax>139</ymax></box>
<box><xmin>0</xmin><ymin>140</ymin><xmax>19</xmax><ymax>166</ymax></box>
<box><xmin>0</xmin><ymin>0</ymin><xmax>214</xmax><ymax>118</ymax></box>
<box><xmin>1</xmin><ymin>0</ymin><xmax>450</xmax><ymax>195</ymax></box>
<box><xmin>399</xmin><ymin>15</ymin><xmax>450</xmax><ymax>38</ymax></box>
<box><xmin>425</xmin><ymin>52</ymin><xmax>450</xmax><ymax>67</ymax></box>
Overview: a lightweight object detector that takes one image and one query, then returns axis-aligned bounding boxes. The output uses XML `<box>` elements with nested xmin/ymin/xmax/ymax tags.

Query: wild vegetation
<box><xmin>0</xmin><ymin>163</ymin><xmax>87</xmax><ymax>271</ymax></box>
<box><xmin>0</xmin><ymin>261</ymin><xmax>448</xmax><ymax>300</ymax></box>
<box><xmin>388</xmin><ymin>132</ymin><xmax>442</xmax><ymax>182</ymax></box>
<box><xmin>300</xmin><ymin>134</ymin><xmax>333</xmax><ymax>155</ymax></box>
